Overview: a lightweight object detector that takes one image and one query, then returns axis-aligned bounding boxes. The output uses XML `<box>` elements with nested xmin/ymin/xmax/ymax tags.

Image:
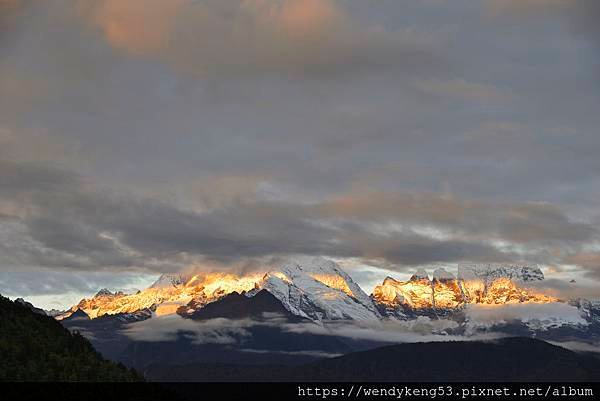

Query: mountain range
<box><xmin>56</xmin><ymin>257</ymin><xmax>598</xmax><ymax>332</ymax></box>
<box><xmin>5</xmin><ymin>292</ymin><xmax>600</xmax><ymax>382</ymax></box>
<box><xmin>10</xmin><ymin>256</ymin><xmax>600</xmax><ymax>381</ymax></box>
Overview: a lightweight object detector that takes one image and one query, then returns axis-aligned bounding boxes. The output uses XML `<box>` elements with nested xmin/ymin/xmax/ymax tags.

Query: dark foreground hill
<box><xmin>145</xmin><ymin>337</ymin><xmax>600</xmax><ymax>382</ymax></box>
<box><xmin>0</xmin><ymin>295</ymin><xmax>141</xmax><ymax>381</ymax></box>
<box><xmin>59</xmin><ymin>290</ymin><xmax>600</xmax><ymax>382</ymax></box>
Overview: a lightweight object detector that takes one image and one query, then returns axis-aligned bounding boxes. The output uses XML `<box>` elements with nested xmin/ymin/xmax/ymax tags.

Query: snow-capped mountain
<box><xmin>572</xmin><ymin>298</ymin><xmax>600</xmax><ymax>325</ymax></box>
<box><xmin>44</xmin><ymin>308</ymin><xmax>66</xmax><ymax>317</ymax></box>
<box><xmin>95</xmin><ymin>288</ymin><xmax>114</xmax><ymax>297</ymax></box>
<box><xmin>181</xmin><ymin>257</ymin><xmax>384</xmax><ymax>322</ymax></box>
<box><xmin>93</xmin><ymin>288</ymin><xmax>128</xmax><ymax>298</ymax></box>
<box><xmin>432</xmin><ymin>267</ymin><xmax>455</xmax><ymax>281</ymax></box>
<box><xmin>55</xmin><ymin>258</ymin><xmax>600</xmax><ymax>346</ymax></box>
<box><xmin>59</xmin><ymin>256</ymin><xmax>383</xmax><ymax>323</ymax></box>
<box><xmin>254</xmin><ymin>256</ymin><xmax>381</xmax><ymax>322</ymax></box>
<box><xmin>367</xmin><ymin>266</ymin><xmax>600</xmax><ymax>344</ymax></box>
<box><xmin>410</xmin><ymin>268</ymin><xmax>430</xmax><ymax>281</ymax></box>
<box><xmin>372</xmin><ymin>264</ymin><xmax>556</xmax><ymax>320</ymax></box>
<box><xmin>149</xmin><ymin>274</ymin><xmax>187</xmax><ymax>289</ymax></box>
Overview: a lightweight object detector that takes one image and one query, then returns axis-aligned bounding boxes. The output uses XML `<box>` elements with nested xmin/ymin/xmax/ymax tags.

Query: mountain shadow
<box><xmin>180</xmin><ymin>290</ymin><xmax>304</xmax><ymax>322</ymax></box>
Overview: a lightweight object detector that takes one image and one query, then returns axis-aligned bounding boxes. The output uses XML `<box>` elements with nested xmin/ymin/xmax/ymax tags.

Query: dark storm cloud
<box><xmin>316</xmin><ymin>193</ymin><xmax>595</xmax><ymax>246</ymax></box>
<box><xmin>0</xmin><ymin>161</ymin><xmax>595</xmax><ymax>273</ymax></box>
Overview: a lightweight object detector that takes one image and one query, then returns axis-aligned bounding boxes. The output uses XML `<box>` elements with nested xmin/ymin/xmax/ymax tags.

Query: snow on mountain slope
<box><xmin>410</xmin><ymin>268</ymin><xmax>430</xmax><ymax>281</ymax></box>
<box><xmin>150</xmin><ymin>274</ymin><xmax>187</xmax><ymax>289</ymax></box>
<box><xmin>95</xmin><ymin>288</ymin><xmax>116</xmax><ymax>297</ymax></box>
<box><xmin>570</xmin><ymin>298</ymin><xmax>600</xmax><ymax>325</ymax></box>
<box><xmin>256</xmin><ymin>256</ymin><xmax>381</xmax><ymax>322</ymax></box>
<box><xmin>45</xmin><ymin>308</ymin><xmax>66</xmax><ymax>317</ymax></box>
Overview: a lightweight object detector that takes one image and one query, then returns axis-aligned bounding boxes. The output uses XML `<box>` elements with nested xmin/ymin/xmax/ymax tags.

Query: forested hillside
<box><xmin>0</xmin><ymin>295</ymin><xmax>141</xmax><ymax>381</ymax></box>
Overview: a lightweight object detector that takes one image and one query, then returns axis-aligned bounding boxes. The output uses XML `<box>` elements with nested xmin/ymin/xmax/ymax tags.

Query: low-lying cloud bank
<box><xmin>116</xmin><ymin>304</ymin><xmax>600</xmax><ymax>356</ymax></box>
<box><xmin>465</xmin><ymin>303</ymin><xmax>588</xmax><ymax>330</ymax></box>
<box><xmin>121</xmin><ymin>313</ymin><xmax>495</xmax><ymax>349</ymax></box>
<box><xmin>122</xmin><ymin>314</ymin><xmax>254</xmax><ymax>345</ymax></box>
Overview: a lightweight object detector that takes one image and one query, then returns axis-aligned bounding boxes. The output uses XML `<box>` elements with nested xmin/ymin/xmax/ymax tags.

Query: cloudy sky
<box><xmin>1</xmin><ymin>0</ymin><xmax>599</xmax><ymax>309</ymax></box>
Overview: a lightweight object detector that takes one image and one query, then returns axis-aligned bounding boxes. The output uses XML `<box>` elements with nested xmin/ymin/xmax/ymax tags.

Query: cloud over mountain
<box><xmin>0</xmin><ymin>161</ymin><xmax>597</xmax><ymax>284</ymax></box>
<box><xmin>1</xmin><ymin>1</ymin><xmax>599</xmax><ymax>303</ymax></box>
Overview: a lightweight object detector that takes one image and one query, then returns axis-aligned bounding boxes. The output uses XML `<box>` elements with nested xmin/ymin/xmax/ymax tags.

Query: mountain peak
<box><xmin>94</xmin><ymin>288</ymin><xmax>114</xmax><ymax>297</ymax></box>
<box><xmin>181</xmin><ymin>289</ymin><xmax>299</xmax><ymax>321</ymax></box>
<box><xmin>150</xmin><ymin>273</ymin><xmax>186</xmax><ymax>289</ymax></box>
<box><xmin>15</xmin><ymin>298</ymin><xmax>47</xmax><ymax>315</ymax></box>
<box><xmin>259</xmin><ymin>256</ymin><xmax>381</xmax><ymax>322</ymax></box>
<box><xmin>410</xmin><ymin>268</ymin><xmax>430</xmax><ymax>281</ymax></box>
<box><xmin>63</xmin><ymin>308</ymin><xmax>90</xmax><ymax>321</ymax></box>
<box><xmin>278</xmin><ymin>255</ymin><xmax>342</xmax><ymax>275</ymax></box>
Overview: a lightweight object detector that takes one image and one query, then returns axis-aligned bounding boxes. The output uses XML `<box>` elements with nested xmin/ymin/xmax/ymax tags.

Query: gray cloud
<box><xmin>464</xmin><ymin>302</ymin><xmax>588</xmax><ymax>331</ymax></box>
<box><xmin>281</xmin><ymin>317</ymin><xmax>507</xmax><ymax>344</ymax></box>
<box><xmin>315</xmin><ymin>193</ymin><xmax>596</xmax><ymax>246</ymax></box>
<box><xmin>563</xmin><ymin>252</ymin><xmax>600</xmax><ymax>281</ymax></box>
<box><xmin>0</xmin><ymin>161</ymin><xmax>596</xmax><ymax>275</ymax></box>
<box><xmin>1</xmin><ymin>1</ymin><xmax>599</xmax><ymax>299</ymax></box>
<box><xmin>122</xmin><ymin>315</ymin><xmax>252</xmax><ymax>345</ymax></box>
<box><xmin>486</xmin><ymin>0</ymin><xmax>600</xmax><ymax>51</ymax></box>
<box><xmin>239</xmin><ymin>348</ymin><xmax>342</xmax><ymax>359</ymax></box>
<box><xmin>548</xmin><ymin>341</ymin><xmax>600</xmax><ymax>354</ymax></box>
<box><xmin>77</xmin><ymin>0</ymin><xmax>442</xmax><ymax>78</ymax></box>
<box><xmin>0</xmin><ymin>270</ymin><xmax>153</xmax><ymax>297</ymax></box>
<box><xmin>2</xmin><ymin>1</ymin><xmax>600</xmax><ymax>208</ymax></box>
<box><xmin>122</xmin><ymin>313</ymin><xmax>503</xmax><ymax>348</ymax></box>
<box><xmin>0</xmin><ymin>160</ymin><xmax>80</xmax><ymax>195</ymax></box>
<box><xmin>116</xmin><ymin>308</ymin><xmax>600</xmax><ymax>354</ymax></box>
